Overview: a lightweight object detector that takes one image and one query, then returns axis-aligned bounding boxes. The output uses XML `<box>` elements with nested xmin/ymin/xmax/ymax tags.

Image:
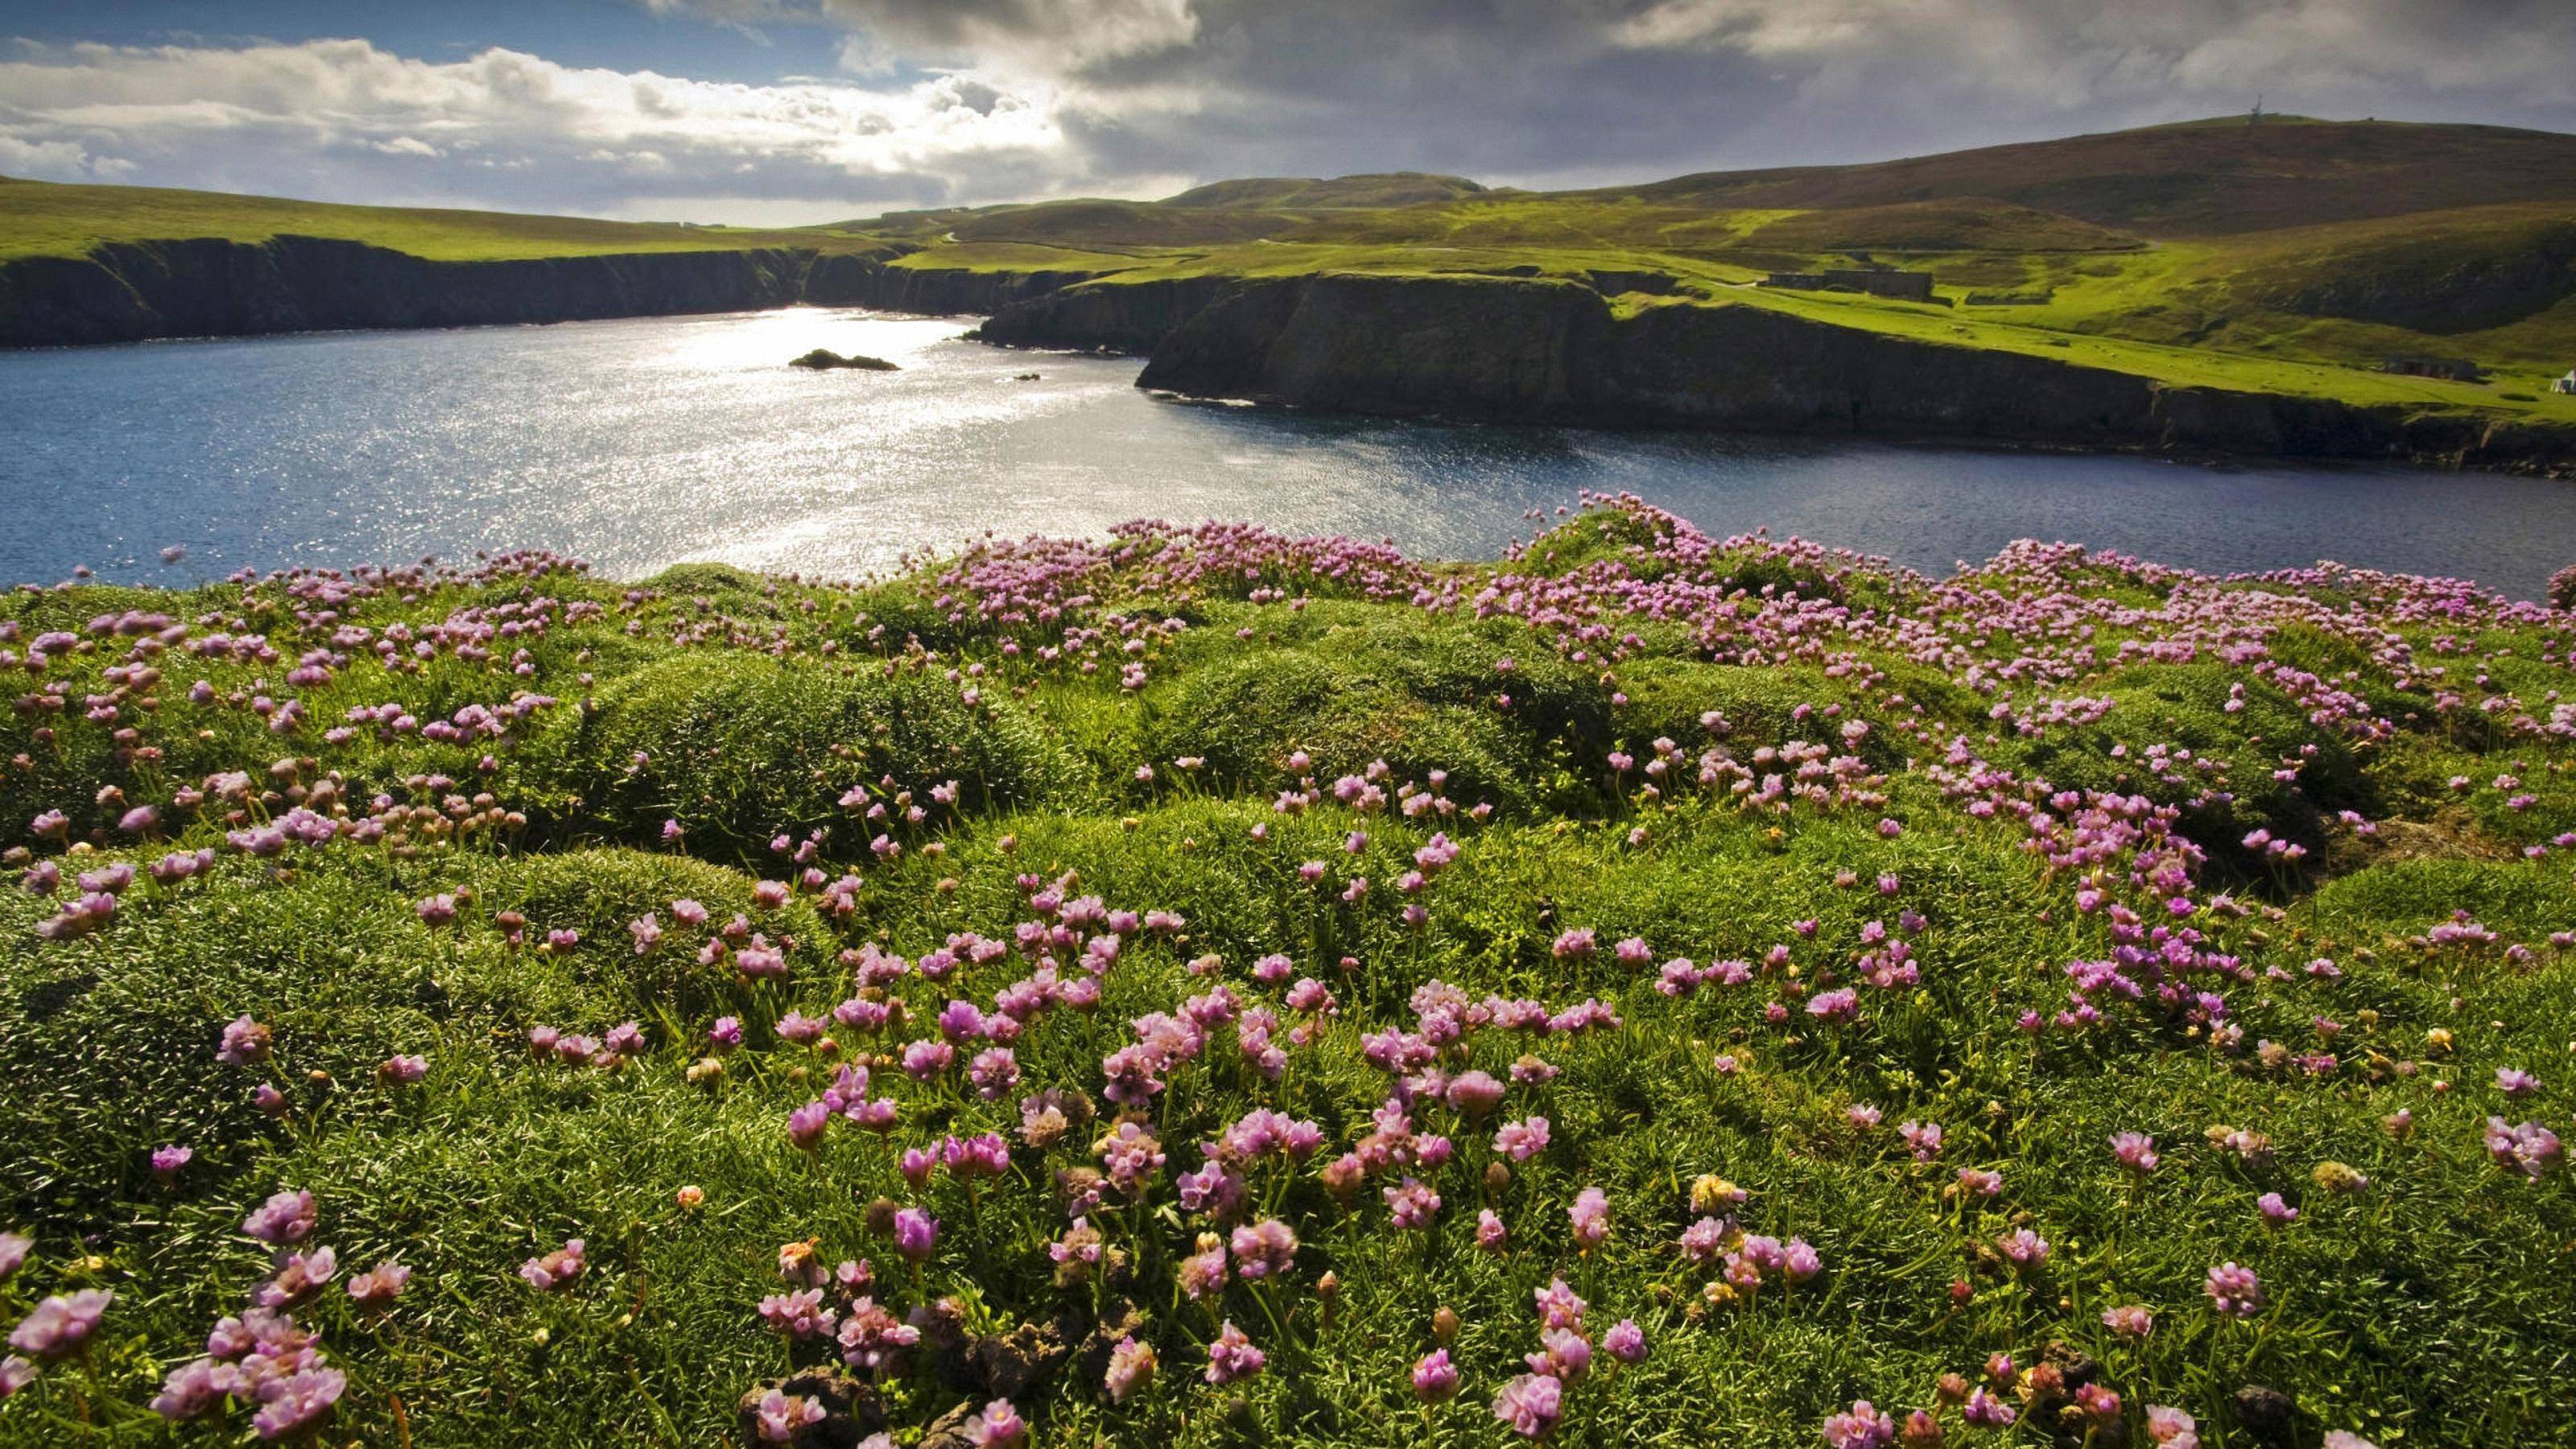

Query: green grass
<box><xmin>0</xmin><ymin>176</ymin><xmax>886</xmax><ymax>262</ymax></box>
<box><xmin>2</xmin><ymin>503</ymin><xmax>2574</xmax><ymax>1446</ymax></box>
<box><xmin>11</xmin><ymin>115</ymin><xmax>2574</xmax><ymax>419</ymax></box>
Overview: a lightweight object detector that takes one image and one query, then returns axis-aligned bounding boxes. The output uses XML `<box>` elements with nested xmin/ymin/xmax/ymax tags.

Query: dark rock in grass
<box><xmin>2232</xmin><ymin>1384</ymin><xmax>2299</xmax><ymax>1445</ymax></box>
<box><xmin>790</xmin><ymin>348</ymin><xmax>899</xmax><ymax>371</ymax></box>
<box><xmin>910</xmin><ymin>1298</ymin><xmax>978</xmax><ymax>1393</ymax></box>
<box><xmin>915</xmin><ymin>1401</ymin><xmax>980</xmax><ymax>1449</ymax></box>
<box><xmin>972</xmin><ymin>1319</ymin><xmax>1071</xmax><ymax>1399</ymax></box>
<box><xmin>1071</xmin><ymin>1298</ymin><xmax>1148</xmax><ymax>1389</ymax></box>
<box><xmin>734</xmin><ymin>1368</ymin><xmax>884</xmax><ymax>1447</ymax></box>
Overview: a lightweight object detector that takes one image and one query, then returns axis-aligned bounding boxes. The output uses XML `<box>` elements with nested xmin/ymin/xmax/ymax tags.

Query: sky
<box><xmin>2</xmin><ymin>1</ymin><xmax>2572</xmax><ymax>226</ymax></box>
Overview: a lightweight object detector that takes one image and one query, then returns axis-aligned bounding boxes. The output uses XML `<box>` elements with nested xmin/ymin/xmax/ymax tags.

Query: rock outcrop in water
<box><xmin>0</xmin><ymin>236</ymin><xmax>1099</xmax><ymax>349</ymax></box>
<box><xmin>980</xmin><ymin>271</ymin><xmax>2575</xmax><ymax>473</ymax></box>
<box><xmin>789</xmin><ymin>349</ymin><xmax>898</xmax><ymax>371</ymax></box>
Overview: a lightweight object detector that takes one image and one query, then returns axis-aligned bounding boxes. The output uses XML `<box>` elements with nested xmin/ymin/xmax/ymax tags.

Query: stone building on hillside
<box><xmin>2382</xmin><ymin>355</ymin><xmax>2486</xmax><ymax>382</ymax></box>
<box><xmin>1824</xmin><ymin>269</ymin><xmax>1935</xmax><ymax>301</ymax></box>
<box><xmin>1760</xmin><ymin>270</ymin><xmax>1936</xmax><ymax>301</ymax></box>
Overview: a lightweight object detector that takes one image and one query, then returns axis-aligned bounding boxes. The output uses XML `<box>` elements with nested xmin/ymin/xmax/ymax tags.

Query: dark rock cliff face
<box><xmin>0</xmin><ymin>236</ymin><xmax>1100</xmax><ymax>349</ymax></box>
<box><xmin>1064</xmin><ymin>271</ymin><xmax>2575</xmax><ymax>471</ymax></box>
<box><xmin>968</xmin><ymin>276</ymin><xmax>1234</xmax><ymax>354</ymax></box>
<box><xmin>11</xmin><ymin>237</ymin><xmax>2568</xmax><ymax>471</ymax></box>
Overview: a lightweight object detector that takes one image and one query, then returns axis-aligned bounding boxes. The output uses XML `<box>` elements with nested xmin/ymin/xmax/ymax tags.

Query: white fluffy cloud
<box><xmin>1</xmin><ymin>2</ymin><xmax>2570</xmax><ymax>221</ymax></box>
<box><xmin>0</xmin><ymin>36</ymin><xmax>1089</xmax><ymax>217</ymax></box>
<box><xmin>1610</xmin><ymin>0</ymin><xmax>2576</xmax><ymax>110</ymax></box>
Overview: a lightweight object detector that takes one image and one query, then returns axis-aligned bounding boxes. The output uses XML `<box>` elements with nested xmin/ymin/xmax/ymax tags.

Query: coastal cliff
<box><xmin>969</xmin><ymin>275</ymin><xmax>1235</xmax><ymax>354</ymax></box>
<box><xmin>10</xmin><ymin>234</ymin><xmax>2568</xmax><ymax>470</ymax></box>
<box><xmin>0</xmin><ymin>236</ymin><xmax>1096</xmax><ymax>349</ymax></box>
<box><xmin>976</xmin><ymin>271</ymin><xmax>2574</xmax><ymax>471</ymax></box>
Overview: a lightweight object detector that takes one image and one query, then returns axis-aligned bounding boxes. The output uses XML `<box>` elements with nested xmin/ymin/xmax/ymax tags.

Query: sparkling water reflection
<box><xmin>3</xmin><ymin>307</ymin><xmax>2573</xmax><ymax>596</ymax></box>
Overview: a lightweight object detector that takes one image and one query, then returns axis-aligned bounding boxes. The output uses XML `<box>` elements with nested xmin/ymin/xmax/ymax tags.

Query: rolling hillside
<box><xmin>4</xmin><ymin>118</ymin><xmax>2573</xmax><ymax>445</ymax></box>
<box><xmin>0</xmin><ymin>175</ymin><xmax>887</xmax><ymax>262</ymax></box>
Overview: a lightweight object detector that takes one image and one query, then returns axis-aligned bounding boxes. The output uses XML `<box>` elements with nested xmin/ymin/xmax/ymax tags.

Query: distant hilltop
<box><xmin>3</xmin><ymin>116</ymin><xmax>2572</xmax><ymax>470</ymax></box>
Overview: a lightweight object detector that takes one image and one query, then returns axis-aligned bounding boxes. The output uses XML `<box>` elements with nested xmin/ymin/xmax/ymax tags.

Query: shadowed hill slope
<box><xmin>1608</xmin><ymin>117</ymin><xmax>2576</xmax><ymax>237</ymax></box>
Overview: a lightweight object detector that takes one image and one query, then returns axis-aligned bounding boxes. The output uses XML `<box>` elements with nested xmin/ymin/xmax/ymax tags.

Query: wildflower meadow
<box><xmin>2</xmin><ymin>495</ymin><xmax>2571</xmax><ymax>1447</ymax></box>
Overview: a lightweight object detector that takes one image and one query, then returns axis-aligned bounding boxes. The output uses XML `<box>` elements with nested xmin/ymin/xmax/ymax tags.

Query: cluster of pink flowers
<box><xmin>133</xmin><ymin>1188</ymin><xmax>403</xmax><ymax>1440</ymax></box>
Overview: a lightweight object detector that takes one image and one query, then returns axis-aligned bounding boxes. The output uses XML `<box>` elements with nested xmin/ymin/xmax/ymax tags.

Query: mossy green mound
<box><xmin>3</xmin><ymin>502</ymin><xmax>2573</xmax><ymax>1447</ymax></box>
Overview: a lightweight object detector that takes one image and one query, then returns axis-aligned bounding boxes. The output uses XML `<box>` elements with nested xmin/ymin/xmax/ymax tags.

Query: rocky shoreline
<box><xmin>0</xmin><ymin>234</ymin><xmax>1091</xmax><ymax>349</ymax></box>
<box><xmin>6</xmin><ymin>237</ymin><xmax>2568</xmax><ymax>473</ymax></box>
<box><xmin>980</xmin><ymin>272</ymin><xmax>2576</xmax><ymax>476</ymax></box>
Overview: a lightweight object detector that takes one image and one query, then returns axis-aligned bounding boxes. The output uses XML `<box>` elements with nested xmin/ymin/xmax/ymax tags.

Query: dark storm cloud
<box><xmin>1</xmin><ymin>1</ymin><xmax>2569</xmax><ymax>221</ymax></box>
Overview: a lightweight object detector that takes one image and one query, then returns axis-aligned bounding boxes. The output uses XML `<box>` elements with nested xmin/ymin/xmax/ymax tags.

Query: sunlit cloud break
<box><xmin>0</xmin><ymin>37</ymin><xmax>1078</xmax><ymax>219</ymax></box>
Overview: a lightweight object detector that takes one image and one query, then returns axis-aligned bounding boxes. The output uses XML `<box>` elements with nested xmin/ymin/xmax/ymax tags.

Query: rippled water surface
<box><xmin>5</xmin><ymin>307</ymin><xmax>2574</xmax><ymax>595</ymax></box>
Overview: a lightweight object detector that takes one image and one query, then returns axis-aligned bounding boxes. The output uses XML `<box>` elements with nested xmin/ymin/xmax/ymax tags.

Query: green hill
<box><xmin>6</xmin><ymin>500</ymin><xmax>2576</xmax><ymax>1444</ymax></box>
<box><xmin>1612</xmin><ymin>116</ymin><xmax>2576</xmax><ymax>236</ymax></box>
<box><xmin>0</xmin><ymin>175</ymin><xmax>882</xmax><ymax>262</ymax></box>
<box><xmin>1160</xmin><ymin>171</ymin><xmax>1488</xmax><ymax>208</ymax></box>
<box><xmin>6</xmin><ymin>118</ymin><xmax>2574</xmax><ymax>425</ymax></box>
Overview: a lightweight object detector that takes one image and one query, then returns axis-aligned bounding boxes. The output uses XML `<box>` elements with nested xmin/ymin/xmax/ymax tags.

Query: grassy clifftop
<box><xmin>0</xmin><ymin>175</ymin><xmax>890</xmax><ymax>262</ymax></box>
<box><xmin>2</xmin><ymin>500</ymin><xmax>2574</xmax><ymax>1445</ymax></box>
<box><xmin>6</xmin><ymin>117</ymin><xmax>2574</xmax><ymax>426</ymax></box>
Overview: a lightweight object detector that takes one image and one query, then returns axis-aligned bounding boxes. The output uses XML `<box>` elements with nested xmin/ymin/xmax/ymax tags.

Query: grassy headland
<box><xmin>0</xmin><ymin>175</ymin><xmax>888</xmax><ymax>262</ymax></box>
<box><xmin>2</xmin><ymin>498</ymin><xmax>2573</xmax><ymax>1446</ymax></box>
<box><xmin>9</xmin><ymin>117</ymin><xmax>2574</xmax><ymax>427</ymax></box>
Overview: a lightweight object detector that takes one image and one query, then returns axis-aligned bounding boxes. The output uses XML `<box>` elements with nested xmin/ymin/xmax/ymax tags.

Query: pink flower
<box><xmin>1567</xmin><ymin>1187</ymin><xmax>1610</xmax><ymax>1249</ymax></box>
<box><xmin>1603</xmin><ymin>1319</ymin><xmax>1647</xmax><ymax>1363</ymax></box>
<box><xmin>1203</xmin><ymin>1320</ymin><xmax>1265</xmax><ymax>1385</ymax></box>
<box><xmin>894</xmin><ymin>1208</ymin><xmax>939</xmax><ymax>1262</ymax></box>
<box><xmin>1524</xmin><ymin>1326</ymin><xmax>1591</xmax><ymax>1385</ymax></box>
<box><xmin>755</xmin><ymin>1390</ymin><xmax>827</xmax><ymax>1442</ymax></box>
<box><xmin>965</xmin><ymin>1397</ymin><xmax>1026</xmax><ymax>1447</ymax></box>
<box><xmin>1533</xmin><ymin>1278</ymin><xmax>1586</xmax><ymax>1331</ymax></box>
<box><xmin>2143</xmin><ymin>1406</ymin><xmax>2199</xmax><ymax>1447</ymax></box>
<box><xmin>1805</xmin><ymin>987</ymin><xmax>1859</xmax><ymax>1023</ymax></box>
<box><xmin>1995</xmin><ymin>1228</ymin><xmax>2049</xmax><ymax>1272</ymax></box>
<box><xmin>1413</xmin><ymin>1348</ymin><xmax>1459</xmax><ymax>1402</ymax></box>
<box><xmin>787</xmin><ymin>1100</ymin><xmax>831</xmax><ymax>1152</ymax></box>
<box><xmin>520</xmin><ymin>1238</ymin><xmax>586</xmax><ymax>1291</ymax></box>
<box><xmin>1228</xmin><ymin>1219</ymin><xmax>1298</xmax><ymax>1281</ymax></box>
<box><xmin>1492</xmin><ymin>1116</ymin><xmax>1550</xmax><ymax>1162</ymax></box>
<box><xmin>1444</xmin><ymin>1070</ymin><xmax>1506</xmax><ymax>1120</ymax></box>
<box><xmin>243</xmin><ymin>1188</ymin><xmax>317</xmax><ymax>1245</ymax></box>
<box><xmin>758</xmin><ymin>1289</ymin><xmax>837</xmax><ymax>1340</ymax></box>
<box><xmin>2204</xmin><ymin>1261</ymin><xmax>2263</xmax><ymax>1317</ymax></box>
<box><xmin>2485</xmin><ymin>1118</ymin><xmax>2565</xmax><ymax>1178</ymax></box>
<box><xmin>1962</xmin><ymin>1389</ymin><xmax>2017</xmax><ymax>1428</ymax></box>
<box><xmin>7</xmin><ymin>1290</ymin><xmax>110</xmax><ymax>1360</ymax></box>
<box><xmin>217</xmin><ymin>1014</ymin><xmax>272</xmax><ymax>1066</ymax></box>
<box><xmin>1823</xmin><ymin>1399</ymin><xmax>1897</xmax><ymax>1449</ymax></box>
<box><xmin>2109</xmin><ymin>1130</ymin><xmax>2160</xmax><ymax>1173</ymax></box>
<box><xmin>1104</xmin><ymin>1335</ymin><xmax>1156</xmax><ymax>1403</ymax></box>
<box><xmin>345</xmin><ymin>1261</ymin><xmax>411</xmax><ymax>1308</ymax></box>
<box><xmin>2101</xmin><ymin>1303</ymin><xmax>2153</xmax><ymax>1339</ymax></box>
<box><xmin>1384</xmin><ymin>1177</ymin><xmax>1442</xmax><ymax>1229</ymax></box>
<box><xmin>1491</xmin><ymin>1373</ymin><xmax>1563</xmax><ymax>1439</ymax></box>
<box><xmin>250</xmin><ymin>1367</ymin><xmax>345</xmax><ymax>1440</ymax></box>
